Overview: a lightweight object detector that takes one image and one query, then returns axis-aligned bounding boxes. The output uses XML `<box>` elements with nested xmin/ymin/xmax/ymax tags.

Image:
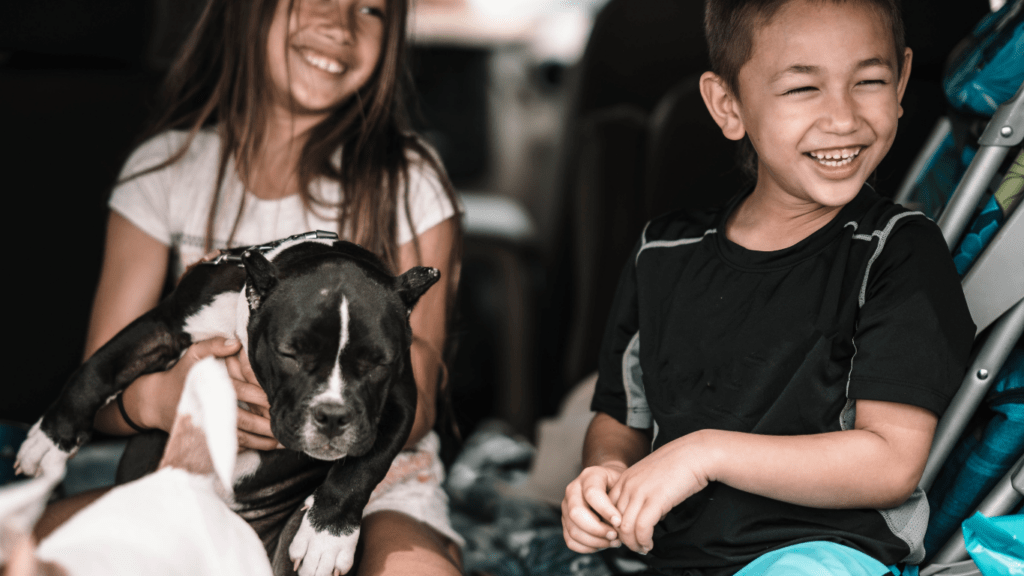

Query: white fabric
<box><xmin>27</xmin><ymin>355</ymin><xmax>272</xmax><ymax>576</ymax></box>
<box><xmin>109</xmin><ymin>129</ymin><xmax>460</xmax><ymax>278</ymax></box>
<box><xmin>37</xmin><ymin>468</ymin><xmax>273</xmax><ymax>576</ymax></box>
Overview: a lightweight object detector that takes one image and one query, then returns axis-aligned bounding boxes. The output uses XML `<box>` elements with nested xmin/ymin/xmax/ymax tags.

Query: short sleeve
<box><xmin>396</xmin><ymin>148</ymin><xmax>462</xmax><ymax>246</ymax></box>
<box><xmin>108</xmin><ymin>133</ymin><xmax>184</xmax><ymax>246</ymax></box>
<box><xmin>847</xmin><ymin>217</ymin><xmax>976</xmax><ymax>416</ymax></box>
<box><xmin>591</xmin><ymin>235</ymin><xmax>652</xmax><ymax>429</ymax></box>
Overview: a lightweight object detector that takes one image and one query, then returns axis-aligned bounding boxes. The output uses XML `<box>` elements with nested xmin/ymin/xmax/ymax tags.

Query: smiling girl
<box><xmin>39</xmin><ymin>0</ymin><xmax>464</xmax><ymax>574</ymax></box>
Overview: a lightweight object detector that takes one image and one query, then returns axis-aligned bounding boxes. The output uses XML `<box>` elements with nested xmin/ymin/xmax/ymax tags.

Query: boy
<box><xmin>561</xmin><ymin>1</ymin><xmax>976</xmax><ymax>575</ymax></box>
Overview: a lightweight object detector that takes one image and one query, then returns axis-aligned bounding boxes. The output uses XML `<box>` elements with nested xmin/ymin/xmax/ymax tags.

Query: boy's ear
<box><xmin>896</xmin><ymin>48</ymin><xmax>913</xmax><ymax>119</ymax></box>
<box><xmin>700</xmin><ymin>71</ymin><xmax>746</xmax><ymax>141</ymax></box>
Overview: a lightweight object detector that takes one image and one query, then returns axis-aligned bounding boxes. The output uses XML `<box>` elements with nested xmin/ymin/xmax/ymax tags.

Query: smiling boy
<box><xmin>561</xmin><ymin>1</ymin><xmax>976</xmax><ymax>575</ymax></box>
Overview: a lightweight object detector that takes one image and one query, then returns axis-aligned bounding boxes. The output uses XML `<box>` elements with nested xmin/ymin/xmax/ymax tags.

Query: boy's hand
<box><xmin>609</xmin><ymin>434</ymin><xmax>714</xmax><ymax>554</ymax></box>
<box><xmin>561</xmin><ymin>464</ymin><xmax>627</xmax><ymax>553</ymax></box>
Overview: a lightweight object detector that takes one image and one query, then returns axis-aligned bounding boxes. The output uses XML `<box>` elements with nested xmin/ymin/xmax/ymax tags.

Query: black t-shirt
<box><xmin>591</xmin><ymin>186</ymin><xmax>975</xmax><ymax>576</ymax></box>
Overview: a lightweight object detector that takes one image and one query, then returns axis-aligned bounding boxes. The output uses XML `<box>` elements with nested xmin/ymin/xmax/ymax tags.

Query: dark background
<box><xmin>0</xmin><ymin>0</ymin><xmax>992</xmax><ymax>433</ymax></box>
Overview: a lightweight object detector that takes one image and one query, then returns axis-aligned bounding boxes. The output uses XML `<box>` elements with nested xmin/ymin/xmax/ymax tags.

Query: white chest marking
<box><xmin>314</xmin><ymin>297</ymin><xmax>349</xmax><ymax>406</ymax></box>
<box><xmin>183</xmin><ymin>291</ymin><xmax>244</xmax><ymax>342</ymax></box>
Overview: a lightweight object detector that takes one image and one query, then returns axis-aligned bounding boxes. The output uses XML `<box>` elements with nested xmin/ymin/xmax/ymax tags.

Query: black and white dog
<box><xmin>15</xmin><ymin>231</ymin><xmax>440</xmax><ymax>576</ymax></box>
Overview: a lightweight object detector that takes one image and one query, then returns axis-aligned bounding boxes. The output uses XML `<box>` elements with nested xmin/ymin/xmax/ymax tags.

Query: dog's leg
<box><xmin>15</xmin><ymin>315</ymin><xmax>192</xmax><ymax>478</ymax></box>
<box><xmin>287</xmin><ymin>380</ymin><xmax>416</xmax><ymax>576</ymax></box>
<box><xmin>15</xmin><ymin>265</ymin><xmax>245</xmax><ymax>479</ymax></box>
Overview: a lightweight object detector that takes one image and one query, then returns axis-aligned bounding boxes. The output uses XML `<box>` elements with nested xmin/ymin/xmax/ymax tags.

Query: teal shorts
<box><xmin>732</xmin><ymin>541</ymin><xmax>911</xmax><ymax>576</ymax></box>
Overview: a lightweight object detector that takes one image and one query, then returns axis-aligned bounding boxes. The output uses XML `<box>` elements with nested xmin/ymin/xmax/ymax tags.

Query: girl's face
<box><xmin>266</xmin><ymin>0</ymin><xmax>387</xmax><ymax>119</ymax></box>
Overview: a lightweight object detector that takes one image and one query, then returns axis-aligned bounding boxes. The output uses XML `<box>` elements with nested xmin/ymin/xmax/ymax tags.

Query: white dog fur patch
<box><xmin>13</xmin><ymin>420</ymin><xmax>74</xmax><ymax>479</ymax></box>
<box><xmin>184</xmin><ymin>290</ymin><xmax>245</xmax><ymax>342</ymax></box>
<box><xmin>289</xmin><ymin>495</ymin><xmax>360</xmax><ymax>576</ymax></box>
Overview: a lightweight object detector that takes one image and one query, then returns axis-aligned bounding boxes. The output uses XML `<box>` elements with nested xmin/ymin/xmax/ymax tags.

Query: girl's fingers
<box><xmin>235</xmin><ymin>349</ymin><xmax>258</xmax><ymax>384</ymax></box>
<box><xmin>237</xmin><ymin>429</ymin><xmax>282</xmax><ymax>452</ymax></box>
<box><xmin>236</xmin><ymin>406</ymin><xmax>274</xmax><ymax>439</ymax></box>
<box><xmin>225</xmin><ymin>353</ymin><xmax>246</xmax><ymax>383</ymax></box>
<box><xmin>184</xmin><ymin>337</ymin><xmax>242</xmax><ymax>364</ymax></box>
<box><xmin>233</xmin><ymin>378</ymin><xmax>271</xmax><ymax>410</ymax></box>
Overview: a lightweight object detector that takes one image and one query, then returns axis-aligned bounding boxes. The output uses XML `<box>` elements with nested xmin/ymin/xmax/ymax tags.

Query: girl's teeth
<box><xmin>301</xmin><ymin>51</ymin><xmax>344</xmax><ymax>74</ymax></box>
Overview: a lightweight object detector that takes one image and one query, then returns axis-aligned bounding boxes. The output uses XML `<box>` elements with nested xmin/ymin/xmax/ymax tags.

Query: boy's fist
<box><xmin>561</xmin><ymin>464</ymin><xmax>627</xmax><ymax>553</ymax></box>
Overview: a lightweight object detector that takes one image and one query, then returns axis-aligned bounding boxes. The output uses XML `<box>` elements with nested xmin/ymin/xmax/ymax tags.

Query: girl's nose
<box><xmin>311</xmin><ymin>1</ymin><xmax>355</xmax><ymax>45</ymax></box>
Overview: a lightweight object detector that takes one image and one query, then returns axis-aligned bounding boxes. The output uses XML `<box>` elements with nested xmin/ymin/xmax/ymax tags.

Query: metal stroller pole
<box><xmin>937</xmin><ymin>81</ymin><xmax>1024</xmax><ymax>250</ymax></box>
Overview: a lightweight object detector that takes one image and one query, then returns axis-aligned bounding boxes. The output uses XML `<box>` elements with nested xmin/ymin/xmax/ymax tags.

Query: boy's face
<box><xmin>728</xmin><ymin>0</ymin><xmax>911</xmax><ymax>209</ymax></box>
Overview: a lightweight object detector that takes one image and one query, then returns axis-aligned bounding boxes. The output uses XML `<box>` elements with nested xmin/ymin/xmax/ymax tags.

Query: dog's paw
<box><xmin>288</xmin><ymin>497</ymin><xmax>360</xmax><ymax>576</ymax></box>
<box><xmin>13</xmin><ymin>421</ymin><xmax>73</xmax><ymax>479</ymax></box>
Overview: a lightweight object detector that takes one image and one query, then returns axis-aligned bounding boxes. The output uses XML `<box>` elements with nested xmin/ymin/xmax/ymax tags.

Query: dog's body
<box><xmin>15</xmin><ymin>233</ymin><xmax>441</xmax><ymax>576</ymax></box>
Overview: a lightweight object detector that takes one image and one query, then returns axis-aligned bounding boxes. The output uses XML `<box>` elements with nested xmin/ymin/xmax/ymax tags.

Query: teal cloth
<box><xmin>732</xmin><ymin>542</ymin><xmax>891</xmax><ymax>576</ymax></box>
<box><xmin>962</xmin><ymin>512</ymin><xmax>1024</xmax><ymax>576</ymax></box>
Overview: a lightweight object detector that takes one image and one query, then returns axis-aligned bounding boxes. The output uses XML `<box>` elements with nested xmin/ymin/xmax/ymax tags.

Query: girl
<box><xmin>39</xmin><ymin>0</ymin><xmax>464</xmax><ymax>574</ymax></box>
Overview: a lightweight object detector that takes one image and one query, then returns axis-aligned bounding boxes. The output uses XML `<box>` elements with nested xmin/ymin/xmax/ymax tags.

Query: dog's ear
<box><xmin>395</xmin><ymin>266</ymin><xmax>441</xmax><ymax>311</ymax></box>
<box><xmin>242</xmin><ymin>250</ymin><xmax>278</xmax><ymax>311</ymax></box>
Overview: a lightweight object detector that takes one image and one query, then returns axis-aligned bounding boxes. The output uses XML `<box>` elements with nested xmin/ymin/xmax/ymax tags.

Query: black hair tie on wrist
<box><xmin>116</xmin><ymin>392</ymin><xmax>151</xmax><ymax>433</ymax></box>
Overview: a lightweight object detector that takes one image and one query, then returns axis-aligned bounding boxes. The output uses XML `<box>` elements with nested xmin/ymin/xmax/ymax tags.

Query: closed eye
<box><xmin>783</xmin><ymin>86</ymin><xmax>816</xmax><ymax>95</ymax></box>
<box><xmin>857</xmin><ymin>79</ymin><xmax>888</xmax><ymax>86</ymax></box>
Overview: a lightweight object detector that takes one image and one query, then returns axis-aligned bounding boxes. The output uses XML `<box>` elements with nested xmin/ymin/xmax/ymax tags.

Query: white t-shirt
<box><xmin>110</xmin><ymin>129</ymin><xmax>459</xmax><ymax>278</ymax></box>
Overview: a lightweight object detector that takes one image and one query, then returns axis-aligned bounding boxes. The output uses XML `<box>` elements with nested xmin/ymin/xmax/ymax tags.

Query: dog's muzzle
<box><xmin>298</xmin><ymin>400</ymin><xmax>374</xmax><ymax>461</ymax></box>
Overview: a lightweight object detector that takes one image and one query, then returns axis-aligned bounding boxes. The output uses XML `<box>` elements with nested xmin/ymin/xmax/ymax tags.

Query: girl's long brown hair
<box><xmin>124</xmin><ymin>0</ymin><xmax>463</xmax><ymax>435</ymax></box>
<box><xmin>129</xmin><ymin>0</ymin><xmax>461</xmax><ymax>273</ymax></box>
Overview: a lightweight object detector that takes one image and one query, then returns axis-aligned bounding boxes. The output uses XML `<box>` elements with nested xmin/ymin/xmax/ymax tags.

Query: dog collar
<box><xmin>199</xmin><ymin>230</ymin><xmax>339</xmax><ymax>267</ymax></box>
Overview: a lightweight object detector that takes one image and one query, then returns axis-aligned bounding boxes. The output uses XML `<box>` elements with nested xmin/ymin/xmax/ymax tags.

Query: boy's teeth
<box><xmin>807</xmin><ymin>147</ymin><xmax>862</xmax><ymax>166</ymax></box>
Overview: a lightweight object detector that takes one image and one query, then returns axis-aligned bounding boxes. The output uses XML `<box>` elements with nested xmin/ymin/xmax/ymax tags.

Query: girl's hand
<box><xmin>561</xmin><ymin>464</ymin><xmax>626</xmax><ymax>553</ymax></box>
<box><xmin>224</xmin><ymin>349</ymin><xmax>282</xmax><ymax>451</ymax></box>
<box><xmin>122</xmin><ymin>338</ymin><xmax>244</xmax><ymax>432</ymax></box>
<box><xmin>608</xmin><ymin>434</ymin><xmax>715</xmax><ymax>555</ymax></box>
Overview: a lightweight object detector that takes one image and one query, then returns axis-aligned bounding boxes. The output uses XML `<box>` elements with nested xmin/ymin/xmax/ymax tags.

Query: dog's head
<box><xmin>240</xmin><ymin>241</ymin><xmax>439</xmax><ymax>461</ymax></box>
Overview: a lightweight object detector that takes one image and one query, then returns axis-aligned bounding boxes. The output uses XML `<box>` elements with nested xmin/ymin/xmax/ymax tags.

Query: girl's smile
<box><xmin>267</xmin><ymin>0</ymin><xmax>386</xmax><ymax>121</ymax></box>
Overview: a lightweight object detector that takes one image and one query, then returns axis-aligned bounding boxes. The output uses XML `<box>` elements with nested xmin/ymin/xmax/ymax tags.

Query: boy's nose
<box><xmin>822</xmin><ymin>92</ymin><xmax>858</xmax><ymax>134</ymax></box>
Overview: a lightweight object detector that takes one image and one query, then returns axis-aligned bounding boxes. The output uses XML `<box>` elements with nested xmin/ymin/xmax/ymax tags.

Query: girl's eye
<box><xmin>858</xmin><ymin>79</ymin><xmax>887</xmax><ymax>86</ymax></box>
<box><xmin>783</xmin><ymin>86</ymin><xmax>816</xmax><ymax>95</ymax></box>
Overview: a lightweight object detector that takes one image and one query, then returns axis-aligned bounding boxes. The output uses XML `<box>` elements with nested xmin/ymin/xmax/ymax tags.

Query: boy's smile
<box><xmin>705</xmin><ymin>0</ymin><xmax>912</xmax><ymax>219</ymax></box>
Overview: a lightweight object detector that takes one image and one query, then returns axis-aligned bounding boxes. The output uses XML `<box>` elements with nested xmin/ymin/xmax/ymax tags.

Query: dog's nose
<box><xmin>312</xmin><ymin>402</ymin><xmax>350</xmax><ymax>436</ymax></box>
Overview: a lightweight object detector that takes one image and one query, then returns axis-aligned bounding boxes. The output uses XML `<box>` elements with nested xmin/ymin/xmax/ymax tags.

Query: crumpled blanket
<box><xmin>444</xmin><ymin>421</ymin><xmax>648</xmax><ymax>576</ymax></box>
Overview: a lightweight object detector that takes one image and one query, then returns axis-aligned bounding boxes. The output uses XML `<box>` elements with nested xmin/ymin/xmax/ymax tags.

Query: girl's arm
<box><xmin>396</xmin><ymin>217</ymin><xmax>459</xmax><ymax>449</ymax></box>
<box><xmin>89</xmin><ymin>213</ymin><xmax>276</xmax><ymax>449</ymax></box>
<box><xmin>89</xmin><ymin>211</ymin><xmax>170</xmax><ymax>435</ymax></box>
<box><xmin>84</xmin><ymin>212</ymin><xmax>169</xmax><ymax>359</ymax></box>
<box><xmin>609</xmin><ymin>399</ymin><xmax>938</xmax><ymax>553</ymax></box>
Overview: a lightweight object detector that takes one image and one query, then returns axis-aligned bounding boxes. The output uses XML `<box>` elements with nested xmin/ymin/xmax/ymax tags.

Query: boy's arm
<box><xmin>562</xmin><ymin>413</ymin><xmax>651</xmax><ymax>553</ymax></box>
<box><xmin>610</xmin><ymin>399</ymin><xmax>937</xmax><ymax>554</ymax></box>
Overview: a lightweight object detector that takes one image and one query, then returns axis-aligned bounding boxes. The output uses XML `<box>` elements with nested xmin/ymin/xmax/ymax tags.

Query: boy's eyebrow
<box><xmin>771</xmin><ymin>57</ymin><xmax>894</xmax><ymax>82</ymax></box>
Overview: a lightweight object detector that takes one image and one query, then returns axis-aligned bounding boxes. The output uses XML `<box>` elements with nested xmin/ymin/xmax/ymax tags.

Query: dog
<box><xmin>14</xmin><ymin>231</ymin><xmax>441</xmax><ymax>576</ymax></box>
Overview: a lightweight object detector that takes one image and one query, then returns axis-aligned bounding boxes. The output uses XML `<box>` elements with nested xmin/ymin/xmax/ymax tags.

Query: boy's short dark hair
<box><xmin>704</xmin><ymin>0</ymin><xmax>907</xmax><ymax>97</ymax></box>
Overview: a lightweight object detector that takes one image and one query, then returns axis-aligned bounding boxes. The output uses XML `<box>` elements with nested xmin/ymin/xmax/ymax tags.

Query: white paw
<box><xmin>288</xmin><ymin>497</ymin><xmax>360</xmax><ymax>576</ymax></box>
<box><xmin>13</xmin><ymin>420</ymin><xmax>73</xmax><ymax>478</ymax></box>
